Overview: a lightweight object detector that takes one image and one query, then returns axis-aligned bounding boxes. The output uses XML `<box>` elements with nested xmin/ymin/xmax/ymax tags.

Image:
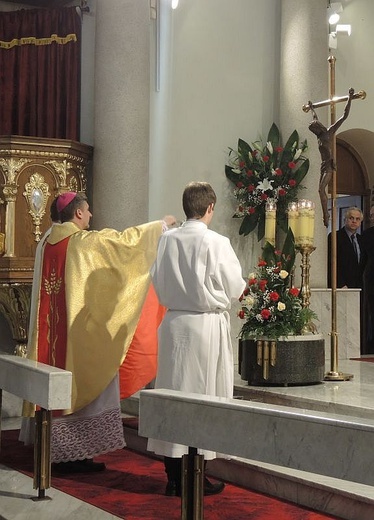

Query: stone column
<box><xmin>92</xmin><ymin>0</ymin><xmax>151</xmax><ymax>229</ymax></box>
<box><xmin>280</xmin><ymin>0</ymin><xmax>328</xmax><ymax>287</ymax></box>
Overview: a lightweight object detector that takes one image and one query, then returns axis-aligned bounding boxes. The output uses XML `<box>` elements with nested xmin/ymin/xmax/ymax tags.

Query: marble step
<box><xmin>121</xmin><ymin>394</ymin><xmax>374</xmax><ymax>520</ymax></box>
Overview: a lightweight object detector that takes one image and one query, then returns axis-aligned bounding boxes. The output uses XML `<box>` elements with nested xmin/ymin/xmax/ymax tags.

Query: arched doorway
<box><xmin>334</xmin><ymin>128</ymin><xmax>374</xmax><ymax>354</ymax></box>
<box><xmin>335</xmin><ymin>128</ymin><xmax>374</xmax><ymax>229</ymax></box>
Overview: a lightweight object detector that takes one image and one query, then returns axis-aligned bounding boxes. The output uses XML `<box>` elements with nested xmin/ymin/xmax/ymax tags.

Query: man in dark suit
<box><xmin>327</xmin><ymin>206</ymin><xmax>363</xmax><ymax>288</ymax></box>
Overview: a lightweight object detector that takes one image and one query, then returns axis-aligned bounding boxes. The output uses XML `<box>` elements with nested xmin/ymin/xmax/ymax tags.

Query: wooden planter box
<box><xmin>238</xmin><ymin>334</ymin><xmax>325</xmax><ymax>386</ymax></box>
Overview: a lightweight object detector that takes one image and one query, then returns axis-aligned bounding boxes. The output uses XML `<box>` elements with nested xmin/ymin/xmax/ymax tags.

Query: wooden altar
<box><xmin>0</xmin><ymin>135</ymin><xmax>93</xmax><ymax>354</ymax></box>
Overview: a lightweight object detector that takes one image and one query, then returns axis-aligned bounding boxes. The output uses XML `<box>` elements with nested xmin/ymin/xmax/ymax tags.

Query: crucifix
<box><xmin>302</xmin><ymin>55</ymin><xmax>366</xmax><ymax>381</ymax></box>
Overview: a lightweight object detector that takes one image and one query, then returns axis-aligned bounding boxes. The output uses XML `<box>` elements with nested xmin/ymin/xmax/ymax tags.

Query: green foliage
<box><xmin>226</xmin><ymin>123</ymin><xmax>309</xmax><ymax>241</ymax></box>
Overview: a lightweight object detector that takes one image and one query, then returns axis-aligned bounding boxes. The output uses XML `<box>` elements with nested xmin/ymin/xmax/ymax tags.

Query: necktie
<box><xmin>351</xmin><ymin>234</ymin><xmax>360</xmax><ymax>261</ymax></box>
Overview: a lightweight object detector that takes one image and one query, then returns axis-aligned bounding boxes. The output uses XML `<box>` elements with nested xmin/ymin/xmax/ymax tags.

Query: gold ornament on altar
<box><xmin>0</xmin><ymin>232</ymin><xmax>4</xmax><ymax>256</ymax></box>
<box><xmin>23</xmin><ymin>173</ymin><xmax>51</xmax><ymax>243</ymax></box>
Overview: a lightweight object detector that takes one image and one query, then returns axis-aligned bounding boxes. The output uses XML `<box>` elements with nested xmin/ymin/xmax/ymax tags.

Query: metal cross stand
<box><xmin>303</xmin><ymin>55</ymin><xmax>366</xmax><ymax>381</ymax></box>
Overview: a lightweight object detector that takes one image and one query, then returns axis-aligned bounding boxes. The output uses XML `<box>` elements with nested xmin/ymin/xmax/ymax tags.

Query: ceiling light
<box><xmin>327</xmin><ymin>2</ymin><xmax>343</xmax><ymax>25</ymax></box>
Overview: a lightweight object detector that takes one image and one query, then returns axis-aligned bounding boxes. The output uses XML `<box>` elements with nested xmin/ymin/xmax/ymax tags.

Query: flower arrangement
<box><xmin>238</xmin><ymin>230</ymin><xmax>317</xmax><ymax>340</ymax></box>
<box><xmin>225</xmin><ymin>123</ymin><xmax>309</xmax><ymax>241</ymax></box>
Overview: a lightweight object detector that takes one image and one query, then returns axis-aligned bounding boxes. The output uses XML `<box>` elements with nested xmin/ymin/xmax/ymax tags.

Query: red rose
<box><xmin>274</xmin><ymin>168</ymin><xmax>283</xmax><ymax>176</ymax></box>
<box><xmin>238</xmin><ymin>205</ymin><xmax>244</xmax><ymax>212</ymax></box>
<box><xmin>238</xmin><ymin>309</ymin><xmax>245</xmax><ymax>319</ymax></box>
<box><xmin>261</xmin><ymin>309</ymin><xmax>271</xmax><ymax>320</ymax></box>
<box><xmin>278</xmin><ymin>188</ymin><xmax>286</xmax><ymax>196</ymax></box>
<box><xmin>288</xmin><ymin>179</ymin><xmax>297</xmax><ymax>187</ymax></box>
<box><xmin>239</xmin><ymin>161</ymin><xmax>245</xmax><ymax>169</ymax></box>
<box><xmin>243</xmin><ymin>288</ymin><xmax>249</xmax><ymax>296</ymax></box>
<box><xmin>236</xmin><ymin>181</ymin><xmax>244</xmax><ymax>188</ymax></box>
<box><xmin>269</xmin><ymin>291</ymin><xmax>279</xmax><ymax>302</ymax></box>
<box><xmin>247</xmin><ymin>184</ymin><xmax>255</xmax><ymax>192</ymax></box>
<box><xmin>249</xmin><ymin>278</ymin><xmax>257</xmax><ymax>286</ymax></box>
<box><xmin>275</xmin><ymin>146</ymin><xmax>283</xmax><ymax>153</ymax></box>
<box><xmin>288</xmin><ymin>161</ymin><xmax>296</xmax><ymax>169</ymax></box>
<box><xmin>263</xmin><ymin>155</ymin><xmax>270</xmax><ymax>162</ymax></box>
<box><xmin>258</xmin><ymin>260</ymin><xmax>267</xmax><ymax>266</ymax></box>
<box><xmin>259</xmin><ymin>279</ymin><xmax>267</xmax><ymax>291</ymax></box>
<box><xmin>248</xmin><ymin>207</ymin><xmax>255</xmax><ymax>214</ymax></box>
<box><xmin>289</xmin><ymin>287</ymin><xmax>299</xmax><ymax>297</ymax></box>
<box><xmin>261</xmin><ymin>193</ymin><xmax>268</xmax><ymax>200</ymax></box>
<box><xmin>246</xmin><ymin>170</ymin><xmax>253</xmax><ymax>177</ymax></box>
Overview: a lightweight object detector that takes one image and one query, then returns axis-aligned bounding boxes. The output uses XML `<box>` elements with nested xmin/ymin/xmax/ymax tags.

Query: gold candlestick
<box><xmin>296</xmin><ymin>244</ymin><xmax>317</xmax><ymax>334</ymax></box>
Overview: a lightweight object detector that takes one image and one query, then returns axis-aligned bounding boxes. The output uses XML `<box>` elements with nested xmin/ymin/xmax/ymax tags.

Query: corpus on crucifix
<box><xmin>307</xmin><ymin>87</ymin><xmax>354</xmax><ymax>228</ymax></box>
<box><xmin>302</xmin><ymin>55</ymin><xmax>366</xmax><ymax>381</ymax></box>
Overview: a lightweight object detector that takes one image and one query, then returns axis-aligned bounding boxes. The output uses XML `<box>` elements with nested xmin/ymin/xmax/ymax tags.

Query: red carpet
<box><xmin>0</xmin><ymin>429</ymin><xmax>341</xmax><ymax>520</ymax></box>
<box><xmin>350</xmin><ymin>357</ymin><xmax>374</xmax><ymax>362</ymax></box>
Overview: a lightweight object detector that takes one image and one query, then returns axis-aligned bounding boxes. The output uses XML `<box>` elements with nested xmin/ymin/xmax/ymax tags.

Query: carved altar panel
<box><xmin>0</xmin><ymin>135</ymin><xmax>93</xmax><ymax>281</ymax></box>
<box><xmin>0</xmin><ymin>135</ymin><xmax>93</xmax><ymax>352</ymax></box>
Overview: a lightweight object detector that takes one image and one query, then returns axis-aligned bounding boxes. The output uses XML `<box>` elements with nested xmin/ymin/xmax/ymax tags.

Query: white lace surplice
<box><xmin>51</xmin><ymin>376</ymin><xmax>125</xmax><ymax>463</ymax></box>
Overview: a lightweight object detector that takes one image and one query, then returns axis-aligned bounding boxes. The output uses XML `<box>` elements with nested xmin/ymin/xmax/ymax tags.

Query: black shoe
<box><xmin>165</xmin><ymin>480</ymin><xmax>181</xmax><ymax>496</ymax></box>
<box><xmin>52</xmin><ymin>459</ymin><xmax>106</xmax><ymax>474</ymax></box>
<box><xmin>204</xmin><ymin>477</ymin><xmax>225</xmax><ymax>496</ymax></box>
<box><xmin>82</xmin><ymin>459</ymin><xmax>106</xmax><ymax>472</ymax></box>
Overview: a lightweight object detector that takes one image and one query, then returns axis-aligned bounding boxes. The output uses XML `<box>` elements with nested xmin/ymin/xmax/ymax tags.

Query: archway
<box><xmin>336</xmin><ymin>128</ymin><xmax>374</xmax><ymax>228</ymax></box>
<box><xmin>335</xmin><ymin>128</ymin><xmax>374</xmax><ymax>354</ymax></box>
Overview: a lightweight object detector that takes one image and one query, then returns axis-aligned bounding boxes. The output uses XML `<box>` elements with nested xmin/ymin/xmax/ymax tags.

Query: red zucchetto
<box><xmin>56</xmin><ymin>192</ymin><xmax>77</xmax><ymax>212</ymax></box>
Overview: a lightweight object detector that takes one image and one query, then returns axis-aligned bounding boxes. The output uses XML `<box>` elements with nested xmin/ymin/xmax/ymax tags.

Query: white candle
<box><xmin>287</xmin><ymin>201</ymin><xmax>298</xmax><ymax>242</ymax></box>
<box><xmin>264</xmin><ymin>200</ymin><xmax>276</xmax><ymax>246</ymax></box>
<box><xmin>297</xmin><ymin>199</ymin><xmax>315</xmax><ymax>246</ymax></box>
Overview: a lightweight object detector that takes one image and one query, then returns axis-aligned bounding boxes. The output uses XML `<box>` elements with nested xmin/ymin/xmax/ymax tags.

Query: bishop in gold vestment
<box><xmin>24</xmin><ymin>192</ymin><xmax>168</xmax><ymax>467</ymax></box>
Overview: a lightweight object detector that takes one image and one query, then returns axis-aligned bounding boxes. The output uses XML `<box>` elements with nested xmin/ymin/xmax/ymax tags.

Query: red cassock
<box><xmin>119</xmin><ymin>283</ymin><xmax>166</xmax><ymax>399</ymax></box>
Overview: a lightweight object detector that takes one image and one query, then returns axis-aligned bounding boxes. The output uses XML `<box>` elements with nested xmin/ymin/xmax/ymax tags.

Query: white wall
<box><xmin>149</xmin><ymin>0</ymin><xmax>281</xmax><ymax>276</ymax></box>
<box><xmin>331</xmin><ymin>0</ymin><xmax>374</xmax><ymax>132</ymax></box>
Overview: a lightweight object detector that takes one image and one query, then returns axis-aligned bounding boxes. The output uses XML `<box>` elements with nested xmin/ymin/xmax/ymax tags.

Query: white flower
<box><xmin>294</xmin><ymin>148</ymin><xmax>302</xmax><ymax>160</ymax></box>
<box><xmin>266</xmin><ymin>141</ymin><xmax>273</xmax><ymax>154</ymax></box>
<box><xmin>279</xmin><ymin>270</ymin><xmax>289</xmax><ymax>279</ymax></box>
<box><xmin>277</xmin><ymin>301</ymin><xmax>286</xmax><ymax>311</ymax></box>
<box><xmin>242</xmin><ymin>295</ymin><xmax>255</xmax><ymax>309</ymax></box>
<box><xmin>248</xmin><ymin>272</ymin><xmax>256</xmax><ymax>280</ymax></box>
<box><xmin>231</xmin><ymin>168</ymin><xmax>242</xmax><ymax>174</ymax></box>
<box><xmin>257</xmin><ymin>179</ymin><xmax>274</xmax><ymax>192</ymax></box>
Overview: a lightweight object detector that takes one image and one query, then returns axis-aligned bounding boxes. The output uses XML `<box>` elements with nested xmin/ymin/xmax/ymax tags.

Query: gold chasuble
<box><xmin>26</xmin><ymin>220</ymin><xmax>162</xmax><ymax>415</ymax></box>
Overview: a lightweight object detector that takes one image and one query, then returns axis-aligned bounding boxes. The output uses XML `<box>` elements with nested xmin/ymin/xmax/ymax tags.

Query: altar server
<box><xmin>147</xmin><ymin>182</ymin><xmax>245</xmax><ymax>496</ymax></box>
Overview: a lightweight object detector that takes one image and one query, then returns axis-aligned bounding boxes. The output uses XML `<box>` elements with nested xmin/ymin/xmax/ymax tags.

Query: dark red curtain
<box><xmin>0</xmin><ymin>7</ymin><xmax>81</xmax><ymax>140</ymax></box>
